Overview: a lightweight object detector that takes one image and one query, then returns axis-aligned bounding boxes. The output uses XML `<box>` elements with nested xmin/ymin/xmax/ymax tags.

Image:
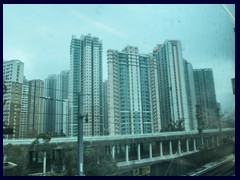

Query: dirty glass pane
<box><xmin>3</xmin><ymin>4</ymin><xmax>235</xmax><ymax>176</ymax></box>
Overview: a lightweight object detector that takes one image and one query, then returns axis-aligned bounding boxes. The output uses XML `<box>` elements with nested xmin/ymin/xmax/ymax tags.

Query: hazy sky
<box><xmin>3</xmin><ymin>4</ymin><xmax>235</xmax><ymax>112</ymax></box>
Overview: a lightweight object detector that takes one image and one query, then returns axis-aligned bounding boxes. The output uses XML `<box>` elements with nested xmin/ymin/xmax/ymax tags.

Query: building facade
<box><xmin>183</xmin><ymin>60</ymin><xmax>197</xmax><ymax>130</ymax></box>
<box><xmin>155</xmin><ymin>41</ymin><xmax>190</xmax><ymax>131</ymax></box>
<box><xmin>3</xmin><ymin>60</ymin><xmax>24</xmax><ymax>139</ymax></box>
<box><xmin>102</xmin><ymin>80</ymin><xmax>109</xmax><ymax>135</ymax></box>
<box><xmin>27</xmin><ymin>79</ymin><xmax>44</xmax><ymax>136</ymax></box>
<box><xmin>19</xmin><ymin>77</ymin><xmax>29</xmax><ymax>138</ymax></box>
<box><xmin>149</xmin><ymin>54</ymin><xmax>161</xmax><ymax>133</ymax></box>
<box><xmin>43</xmin><ymin>74</ymin><xmax>57</xmax><ymax>133</ymax></box>
<box><xmin>69</xmin><ymin>34</ymin><xmax>103</xmax><ymax>136</ymax></box>
<box><xmin>193</xmin><ymin>68</ymin><xmax>218</xmax><ymax>129</ymax></box>
<box><xmin>56</xmin><ymin>70</ymin><xmax>69</xmax><ymax>134</ymax></box>
<box><xmin>108</xmin><ymin>46</ymin><xmax>159</xmax><ymax>135</ymax></box>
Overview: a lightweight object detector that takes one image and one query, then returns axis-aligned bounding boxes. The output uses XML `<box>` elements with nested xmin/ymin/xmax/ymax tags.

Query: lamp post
<box><xmin>39</xmin><ymin>96</ymin><xmax>65</xmax><ymax>176</ymax></box>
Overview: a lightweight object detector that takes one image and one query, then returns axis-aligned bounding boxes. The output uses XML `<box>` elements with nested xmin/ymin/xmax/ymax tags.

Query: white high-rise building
<box><xmin>108</xmin><ymin>46</ymin><xmax>160</xmax><ymax>135</ymax></box>
<box><xmin>3</xmin><ymin>60</ymin><xmax>24</xmax><ymax>139</ymax></box>
<box><xmin>155</xmin><ymin>41</ymin><xmax>190</xmax><ymax>131</ymax></box>
<box><xmin>149</xmin><ymin>53</ymin><xmax>161</xmax><ymax>133</ymax></box>
<box><xmin>69</xmin><ymin>34</ymin><xmax>103</xmax><ymax>136</ymax></box>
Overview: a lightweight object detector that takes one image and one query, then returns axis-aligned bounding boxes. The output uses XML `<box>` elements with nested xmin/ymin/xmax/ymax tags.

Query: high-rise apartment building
<box><xmin>3</xmin><ymin>60</ymin><xmax>24</xmax><ymax>139</ymax></box>
<box><xmin>44</xmin><ymin>74</ymin><xmax>57</xmax><ymax>133</ymax></box>
<box><xmin>193</xmin><ymin>68</ymin><xmax>218</xmax><ymax>129</ymax></box>
<box><xmin>108</xmin><ymin>46</ymin><xmax>159</xmax><ymax>135</ymax></box>
<box><xmin>63</xmin><ymin>99</ymin><xmax>70</xmax><ymax>136</ymax></box>
<box><xmin>149</xmin><ymin>54</ymin><xmax>161</xmax><ymax>133</ymax></box>
<box><xmin>19</xmin><ymin>77</ymin><xmax>29</xmax><ymax>138</ymax></box>
<box><xmin>154</xmin><ymin>41</ymin><xmax>190</xmax><ymax>131</ymax></box>
<box><xmin>69</xmin><ymin>34</ymin><xmax>103</xmax><ymax>136</ymax></box>
<box><xmin>56</xmin><ymin>70</ymin><xmax>69</xmax><ymax>134</ymax></box>
<box><xmin>27</xmin><ymin>79</ymin><xmax>44</xmax><ymax>136</ymax></box>
<box><xmin>69</xmin><ymin>35</ymin><xmax>81</xmax><ymax>137</ymax></box>
<box><xmin>184</xmin><ymin>60</ymin><xmax>197</xmax><ymax>130</ymax></box>
<box><xmin>102</xmin><ymin>80</ymin><xmax>109</xmax><ymax>135</ymax></box>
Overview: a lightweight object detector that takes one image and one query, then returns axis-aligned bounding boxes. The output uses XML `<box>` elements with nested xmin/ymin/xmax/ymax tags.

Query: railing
<box><xmin>3</xmin><ymin>128</ymin><xmax>234</xmax><ymax>146</ymax></box>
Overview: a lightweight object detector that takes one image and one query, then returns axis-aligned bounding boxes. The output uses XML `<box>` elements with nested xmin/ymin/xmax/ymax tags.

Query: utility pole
<box><xmin>77</xmin><ymin>92</ymin><xmax>88</xmax><ymax>176</ymax></box>
<box><xmin>40</xmin><ymin>94</ymin><xmax>88</xmax><ymax>176</ymax></box>
<box><xmin>78</xmin><ymin>92</ymin><xmax>83</xmax><ymax>176</ymax></box>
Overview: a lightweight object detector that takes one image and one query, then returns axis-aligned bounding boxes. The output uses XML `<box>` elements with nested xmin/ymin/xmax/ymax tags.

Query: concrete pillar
<box><xmin>206</xmin><ymin>139</ymin><xmax>209</xmax><ymax>148</ymax></box>
<box><xmin>137</xmin><ymin>144</ymin><xmax>141</xmax><ymax>160</ymax></box>
<box><xmin>193</xmin><ymin>139</ymin><xmax>197</xmax><ymax>151</ymax></box>
<box><xmin>43</xmin><ymin>151</ymin><xmax>46</xmax><ymax>176</ymax></box>
<box><xmin>212</xmin><ymin>136</ymin><xmax>215</xmax><ymax>147</ymax></box>
<box><xmin>112</xmin><ymin>145</ymin><xmax>115</xmax><ymax>159</ymax></box>
<box><xmin>201</xmin><ymin>137</ymin><xmax>204</xmax><ymax>147</ymax></box>
<box><xmin>169</xmin><ymin>141</ymin><xmax>172</xmax><ymax>155</ymax></box>
<box><xmin>149</xmin><ymin>143</ymin><xmax>152</xmax><ymax>158</ymax></box>
<box><xmin>160</xmin><ymin>142</ymin><xmax>163</xmax><ymax>156</ymax></box>
<box><xmin>125</xmin><ymin>145</ymin><xmax>129</xmax><ymax>162</ymax></box>
<box><xmin>178</xmin><ymin>140</ymin><xmax>181</xmax><ymax>154</ymax></box>
<box><xmin>186</xmin><ymin>139</ymin><xmax>189</xmax><ymax>152</ymax></box>
<box><xmin>63</xmin><ymin>163</ymin><xmax>66</xmax><ymax>171</ymax></box>
<box><xmin>217</xmin><ymin>136</ymin><xmax>220</xmax><ymax>146</ymax></box>
<box><xmin>4</xmin><ymin>154</ymin><xmax>7</xmax><ymax>162</ymax></box>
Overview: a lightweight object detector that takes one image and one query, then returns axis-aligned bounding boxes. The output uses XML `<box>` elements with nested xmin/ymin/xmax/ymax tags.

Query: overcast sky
<box><xmin>3</xmin><ymin>4</ymin><xmax>235</xmax><ymax>112</ymax></box>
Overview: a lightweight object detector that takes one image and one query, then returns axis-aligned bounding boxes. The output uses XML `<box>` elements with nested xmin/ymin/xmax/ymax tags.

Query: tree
<box><xmin>61</xmin><ymin>144</ymin><xmax>118</xmax><ymax>176</ymax></box>
<box><xmin>84</xmin><ymin>146</ymin><xmax>118</xmax><ymax>176</ymax></box>
<box><xmin>173</xmin><ymin>118</ymin><xmax>185</xmax><ymax>131</ymax></box>
<box><xmin>163</xmin><ymin>118</ymin><xmax>185</xmax><ymax>132</ymax></box>
<box><xmin>4</xmin><ymin>144</ymin><xmax>29</xmax><ymax>176</ymax></box>
<box><xmin>62</xmin><ymin>143</ymin><xmax>77</xmax><ymax>176</ymax></box>
<box><xmin>36</xmin><ymin>133</ymin><xmax>51</xmax><ymax>144</ymax></box>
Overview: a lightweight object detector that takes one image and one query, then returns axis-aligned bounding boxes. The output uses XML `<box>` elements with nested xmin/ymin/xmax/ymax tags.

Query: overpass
<box><xmin>3</xmin><ymin>128</ymin><xmax>235</xmax><ymax>171</ymax></box>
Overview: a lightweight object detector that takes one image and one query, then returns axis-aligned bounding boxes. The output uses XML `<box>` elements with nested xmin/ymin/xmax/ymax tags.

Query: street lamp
<box><xmin>39</xmin><ymin>96</ymin><xmax>65</xmax><ymax>175</ymax></box>
<box><xmin>41</xmin><ymin>94</ymin><xmax>88</xmax><ymax>176</ymax></box>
